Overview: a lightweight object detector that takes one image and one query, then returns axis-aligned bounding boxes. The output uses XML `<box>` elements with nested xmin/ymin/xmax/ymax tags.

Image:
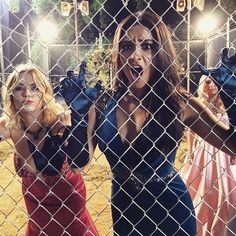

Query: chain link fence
<box><xmin>0</xmin><ymin>0</ymin><xmax>236</xmax><ymax>235</ymax></box>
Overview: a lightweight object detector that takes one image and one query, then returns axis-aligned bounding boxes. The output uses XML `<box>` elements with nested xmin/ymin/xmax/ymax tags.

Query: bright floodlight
<box><xmin>37</xmin><ymin>20</ymin><xmax>57</xmax><ymax>43</ymax></box>
<box><xmin>197</xmin><ymin>16</ymin><xmax>217</xmax><ymax>34</ymax></box>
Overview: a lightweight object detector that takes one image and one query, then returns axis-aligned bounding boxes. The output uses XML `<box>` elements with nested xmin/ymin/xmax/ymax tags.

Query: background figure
<box><xmin>0</xmin><ymin>64</ymin><xmax>98</xmax><ymax>235</ymax></box>
<box><xmin>180</xmin><ymin>75</ymin><xmax>236</xmax><ymax>236</ymax></box>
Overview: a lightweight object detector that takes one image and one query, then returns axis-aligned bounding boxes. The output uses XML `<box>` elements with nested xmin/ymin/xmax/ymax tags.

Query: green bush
<box><xmin>86</xmin><ymin>45</ymin><xmax>112</xmax><ymax>88</ymax></box>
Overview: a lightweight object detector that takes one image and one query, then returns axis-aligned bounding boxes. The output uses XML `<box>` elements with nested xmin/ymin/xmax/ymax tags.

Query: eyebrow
<box><xmin>16</xmin><ymin>82</ymin><xmax>36</xmax><ymax>86</ymax></box>
<box><xmin>121</xmin><ymin>39</ymin><xmax>155</xmax><ymax>43</ymax></box>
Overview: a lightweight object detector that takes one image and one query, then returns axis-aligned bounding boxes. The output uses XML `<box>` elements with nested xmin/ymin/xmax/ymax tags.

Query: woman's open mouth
<box><xmin>130</xmin><ymin>66</ymin><xmax>143</xmax><ymax>81</ymax></box>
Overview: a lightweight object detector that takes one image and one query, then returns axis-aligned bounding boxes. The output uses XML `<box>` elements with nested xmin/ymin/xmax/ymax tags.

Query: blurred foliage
<box><xmin>4</xmin><ymin>0</ymin><xmax>20</xmax><ymax>13</ymax></box>
<box><xmin>67</xmin><ymin>56</ymin><xmax>78</xmax><ymax>72</ymax></box>
<box><xmin>86</xmin><ymin>44</ymin><xmax>112</xmax><ymax>88</ymax></box>
<box><xmin>31</xmin><ymin>0</ymin><xmax>56</xmax><ymax>15</ymax></box>
<box><xmin>30</xmin><ymin>41</ymin><xmax>44</xmax><ymax>64</ymax></box>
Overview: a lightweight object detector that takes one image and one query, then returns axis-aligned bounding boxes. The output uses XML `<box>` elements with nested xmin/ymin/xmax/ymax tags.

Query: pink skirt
<box><xmin>15</xmin><ymin>156</ymin><xmax>99</xmax><ymax>236</ymax></box>
<box><xmin>179</xmin><ymin>139</ymin><xmax>236</xmax><ymax>236</ymax></box>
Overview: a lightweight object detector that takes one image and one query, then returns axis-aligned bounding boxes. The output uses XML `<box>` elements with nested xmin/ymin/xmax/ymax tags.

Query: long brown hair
<box><xmin>112</xmin><ymin>11</ymin><xmax>184</xmax><ymax>153</ymax></box>
<box><xmin>2</xmin><ymin>64</ymin><xmax>64</xmax><ymax>128</ymax></box>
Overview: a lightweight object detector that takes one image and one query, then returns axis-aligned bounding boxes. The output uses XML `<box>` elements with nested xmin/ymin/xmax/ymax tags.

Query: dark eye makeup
<box><xmin>120</xmin><ymin>40</ymin><xmax>156</xmax><ymax>53</ymax></box>
<box><xmin>13</xmin><ymin>83</ymin><xmax>39</xmax><ymax>93</ymax></box>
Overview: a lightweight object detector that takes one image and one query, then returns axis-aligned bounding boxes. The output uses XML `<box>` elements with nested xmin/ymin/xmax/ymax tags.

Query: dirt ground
<box><xmin>0</xmin><ymin>138</ymin><xmax>187</xmax><ymax>236</ymax></box>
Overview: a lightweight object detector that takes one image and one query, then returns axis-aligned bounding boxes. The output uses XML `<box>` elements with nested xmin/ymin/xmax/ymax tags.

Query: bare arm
<box><xmin>186</xmin><ymin>129</ymin><xmax>195</xmax><ymax>163</ymax></box>
<box><xmin>0</xmin><ymin>117</ymin><xmax>11</xmax><ymax>141</ymax></box>
<box><xmin>182</xmin><ymin>96</ymin><xmax>236</xmax><ymax>156</ymax></box>
<box><xmin>88</xmin><ymin>106</ymin><xmax>98</xmax><ymax>160</ymax></box>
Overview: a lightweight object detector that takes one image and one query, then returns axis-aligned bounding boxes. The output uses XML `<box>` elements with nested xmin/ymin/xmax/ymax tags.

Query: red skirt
<box><xmin>15</xmin><ymin>157</ymin><xmax>99</xmax><ymax>236</ymax></box>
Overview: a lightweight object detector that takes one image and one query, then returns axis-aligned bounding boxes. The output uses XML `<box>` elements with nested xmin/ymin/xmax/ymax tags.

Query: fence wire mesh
<box><xmin>0</xmin><ymin>0</ymin><xmax>236</xmax><ymax>235</ymax></box>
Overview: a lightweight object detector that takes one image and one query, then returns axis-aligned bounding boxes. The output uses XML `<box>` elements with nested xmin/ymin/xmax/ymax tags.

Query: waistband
<box><xmin>14</xmin><ymin>155</ymin><xmax>70</xmax><ymax>185</ymax></box>
<box><xmin>113</xmin><ymin>169</ymin><xmax>176</xmax><ymax>191</ymax></box>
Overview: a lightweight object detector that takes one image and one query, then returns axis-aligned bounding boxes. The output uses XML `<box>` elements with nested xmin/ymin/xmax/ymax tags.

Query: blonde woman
<box><xmin>180</xmin><ymin>75</ymin><xmax>236</xmax><ymax>236</ymax></box>
<box><xmin>0</xmin><ymin>64</ymin><xmax>98</xmax><ymax>235</ymax></box>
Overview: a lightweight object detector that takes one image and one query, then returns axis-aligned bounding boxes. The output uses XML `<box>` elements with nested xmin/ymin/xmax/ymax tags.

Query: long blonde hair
<box><xmin>198</xmin><ymin>75</ymin><xmax>225</xmax><ymax>114</ymax></box>
<box><xmin>2</xmin><ymin>64</ymin><xmax>64</xmax><ymax>128</ymax></box>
